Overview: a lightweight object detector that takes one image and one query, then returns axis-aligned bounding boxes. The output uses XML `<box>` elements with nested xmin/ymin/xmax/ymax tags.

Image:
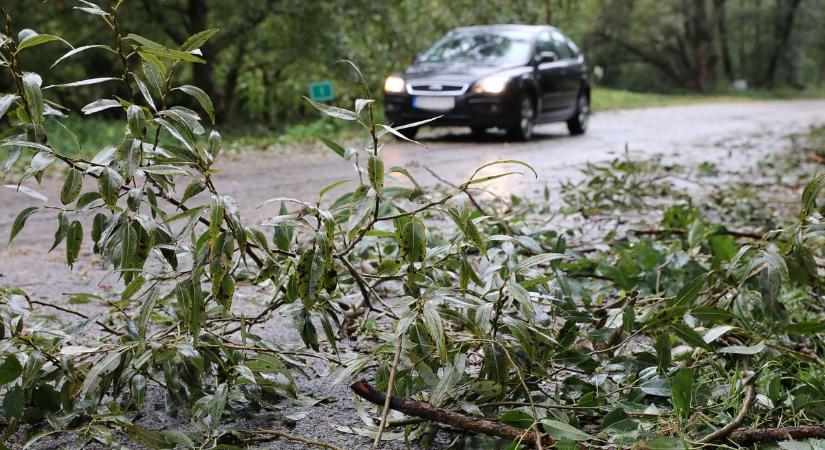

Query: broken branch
<box><xmin>350</xmin><ymin>380</ymin><xmax>555</xmax><ymax>448</ymax></box>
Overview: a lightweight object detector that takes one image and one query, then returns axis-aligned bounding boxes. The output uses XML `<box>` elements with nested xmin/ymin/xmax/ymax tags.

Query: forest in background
<box><xmin>2</xmin><ymin>0</ymin><xmax>824</xmax><ymax>128</ymax></box>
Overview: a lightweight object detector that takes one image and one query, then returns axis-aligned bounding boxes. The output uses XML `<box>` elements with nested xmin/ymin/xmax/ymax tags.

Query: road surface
<box><xmin>2</xmin><ymin>99</ymin><xmax>825</xmax><ymax>297</ymax></box>
<box><xmin>2</xmin><ymin>98</ymin><xmax>825</xmax><ymax>449</ymax></box>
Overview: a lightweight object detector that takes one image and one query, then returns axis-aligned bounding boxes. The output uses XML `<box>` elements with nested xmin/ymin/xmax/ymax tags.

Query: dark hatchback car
<box><xmin>384</xmin><ymin>24</ymin><xmax>590</xmax><ymax>141</ymax></box>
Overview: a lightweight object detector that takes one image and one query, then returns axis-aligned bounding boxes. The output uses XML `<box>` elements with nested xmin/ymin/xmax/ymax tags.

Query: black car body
<box><xmin>383</xmin><ymin>24</ymin><xmax>590</xmax><ymax>140</ymax></box>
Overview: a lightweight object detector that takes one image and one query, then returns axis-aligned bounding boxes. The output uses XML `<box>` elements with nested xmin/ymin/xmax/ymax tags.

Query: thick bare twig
<box><xmin>697</xmin><ymin>383</ymin><xmax>757</xmax><ymax>444</ymax></box>
<box><xmin>730</xmin><ymin>425</ymin><xmax>825</xmax><ymax>444</ymax></box>
<box><xmin>350</xmin><ymin>381</ymin><xmax>555</xmax><ymax>448</ymax></box>
<box><xmin>250</xmin><ymin>429</ymin><xmax>346</xmax><ymax>450</ymax></box>
<box><xmin>372</xmin><ymin>337</ymin><xmax>403</xmax><ymax>448</ymax></box>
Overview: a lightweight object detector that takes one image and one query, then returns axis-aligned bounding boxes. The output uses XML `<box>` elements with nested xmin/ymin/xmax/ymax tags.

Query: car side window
<box><xmin>566</xmin><ymin>38</ymin><xmax>580</xmax><ymax>58</ymax></box>
<box><xmin>536</xmin><ymin>31</ymin><xmax>554</xmax><ymax>55</ymax></box>
<box><xmin>550</xmin><ymin>30</ymin><xmax>573</xmax><ymax>60</ymax></box>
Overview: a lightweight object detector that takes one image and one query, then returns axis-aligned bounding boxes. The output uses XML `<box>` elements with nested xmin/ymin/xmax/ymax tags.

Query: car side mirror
<box><xmin>538</xmin><ymin>51</ymin><xmax>558</xmax><ymax>63</ymax></box>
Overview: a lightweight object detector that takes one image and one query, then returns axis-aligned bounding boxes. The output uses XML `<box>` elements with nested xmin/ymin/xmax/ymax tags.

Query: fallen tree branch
<box><xmin>350</xmin><ymin>380</ymin><xmax>555</xmax><ymax>448</ymax></box>
<box><xmin>730</xmin><ymin>425</ymin><xmax>825</xmax><ymax>444</ymax></box>
<box><xmin>697</xmin><ymin>383</ymin><xmax>756</xmax><ymax>444</ymax></box>
<box><xmin>249</xmin><ymin>429</ymin><xmax>346</xmax><ymax>450</ymax></box>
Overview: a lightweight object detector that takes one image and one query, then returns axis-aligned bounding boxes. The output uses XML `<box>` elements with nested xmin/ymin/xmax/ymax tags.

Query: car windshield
<box><xmin>418</xmin><ymin>29</ymin><xmax>533</xmax><ymax>65</ymax></box>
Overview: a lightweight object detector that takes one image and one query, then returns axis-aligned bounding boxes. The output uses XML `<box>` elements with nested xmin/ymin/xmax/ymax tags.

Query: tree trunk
<box><xmin>714</xmin><ymin>0</ymin><xmax>734</xmax><ymax>81</ymax></box>
<box><xmin>765</xmin><ymin>0</ymin><xmax>803</xmax><ymax>86</ymax></box>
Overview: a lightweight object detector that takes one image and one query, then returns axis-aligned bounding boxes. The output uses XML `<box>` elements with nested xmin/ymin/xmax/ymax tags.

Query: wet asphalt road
<box><xmin>3</xmin><ymin>98</ymin><xmax>825</xmax><ymax>297</ymax></box>
<box><xmin>2</xmin><ymin>99</ymin><xmax>825</xmax><ymax>449</ymax></box>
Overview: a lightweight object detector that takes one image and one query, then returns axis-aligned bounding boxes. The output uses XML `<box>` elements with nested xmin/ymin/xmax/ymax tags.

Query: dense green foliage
<box><xmin>1</xmin><ymin>0</ymin><xmax>823</xmax><ymax>131</ymax></box>
<box><xmin>2</xmin><ymin>3</ymin><xmax>825</xmax><ymax>450</ymax></box>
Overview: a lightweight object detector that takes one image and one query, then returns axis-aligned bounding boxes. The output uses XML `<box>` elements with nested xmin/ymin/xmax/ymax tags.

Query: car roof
<box><xmin>451</xmin><ymin>24</ymin><xmax>555</xmax><ymax>35</ymax></box>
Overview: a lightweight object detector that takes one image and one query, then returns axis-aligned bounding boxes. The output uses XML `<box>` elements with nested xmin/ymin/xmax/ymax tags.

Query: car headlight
<box><xmin>472</xmin><ymin>75</ymin><xmax>509</xmax><ymax>94</ymax></box>
<box><xmin>384</xmin><ymin>76</ymin><xmax>405</xmax><ymax>93</ymax></box>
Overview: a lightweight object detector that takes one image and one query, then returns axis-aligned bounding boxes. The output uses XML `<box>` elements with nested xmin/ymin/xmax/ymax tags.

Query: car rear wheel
<box><xmin>567</xmin><ymin>93</ymin><xmax>589</xmax><ymax>135</ymax></box>
<box><xmin>507</xmin><ymin>95</ymin><xmax>535</xmax><ymax>141</ymax></box>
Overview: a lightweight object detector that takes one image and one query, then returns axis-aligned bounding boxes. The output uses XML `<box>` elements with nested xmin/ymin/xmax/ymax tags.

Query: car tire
<box><xmin>506</xmin><ymin>94</ymin><xmax>535</xmax><ymax>141</ymax></box>
<box><xmin>398</xmin><ymin>126</ymin><xmax>419</xmax><ymax>140</ymax></box>
<box><xmin>567</xmin><ymin>92</ymin><xmax>589</xmax><ymax>135</ymax></box>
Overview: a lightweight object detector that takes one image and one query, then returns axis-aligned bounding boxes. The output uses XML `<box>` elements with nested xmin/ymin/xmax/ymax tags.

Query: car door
<box><xmin>549</xmin><ymin>30</ymin><xmax>581</xmax><ymax>116</ymax></box>
<box><xmin>535</xmin><ymin>30</ymin><xmax>567</xmax><ymax>116</ymax></box>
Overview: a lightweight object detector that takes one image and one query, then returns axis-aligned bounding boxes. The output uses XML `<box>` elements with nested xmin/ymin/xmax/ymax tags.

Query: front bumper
<box><xmin>384</xmin><ymin>90</ymin><xmax>519</xmax><ymax>128</ymax></box>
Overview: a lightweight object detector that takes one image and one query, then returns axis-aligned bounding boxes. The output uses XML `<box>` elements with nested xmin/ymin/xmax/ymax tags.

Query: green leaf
<box><xmin>207</xmin><ymin>130</ymin><xmax>221</xmax><ymax>162</ymax></box>
<box><xmin>82</xmin><ymin>98</ymin><xmax>121</xmax><ymax>115</ymax></box>
<box><xmin>173</xmin><ymin>85</ymin><xmax>215</xmax><ymax>124</ymax></box>
<box><xmin>0</xmin><ymin>356</ymin><xmax>22</xmax><ymax>386</ymax></box>
<box><xmin>671</xmin><ymin>323</ymin><xmax>713</xmax><ymax>351</ymax></box>
<box><xmin>132</xmin><ymin>73</ymin><xmax>156</xmax><ymax>111</ymax></box>
<box><xmin>49</xmin><ymin>212</ymin><xmax>69</xmax><ymax>252</ymax></box>
<box><xmin>423</xmin><ymin>304</ymin><xmax>446</xmax><ymax>361</ymax></box>
<box><xmin>718</xmin><ymin>341</ymin><xmax>765</xmax><ymax>355</ymax></box>
<box><xmin>210</xmin><ymin>196</ymin><xmax>224</xmax><ymax>244</ymax></box>
<box><xmin>66</xmin><ymin>220</ymin><xmax>83</xmax><ymax>267</ymax></box>
<box><xmin>4</xmin><ymin>184</ymin><xmax>48</xmax><ymax>202</ymax></box>
<box><xmin>3</xmin><ymin>386</ymin><xmax>24</xmax><ymax>419</ymax></box>
<box><xmin>136</xmin><ymin>287</ymin><xmax>159</xmax><ymax>338</ymax></box>
<box><xmin>500</xmin><ymin>410</ymin><xmax>534</xmax><ymax>429</ymax></box>
<box><xmin>181</xmin><ymin>179</ymin><xmax>206</xmax><ymax>204</ymax></box>
<box><xmin>303</xmin><ymin>96</ymin><xmax>357</xmax><ymax>121</ymax></box>
<box><xmin>602</xmin><ymin>408</ymin><xmax>638</xmax><ymax>433</ymax></box>
<box><xmin>786</xmin><ymin>321</ymin><xmax>825</xmax><ymax>335</ymax></box>
<box><xmin>346</xmin><ymin>187</ymin><xmax>375</xmax><ymax>233</ymax></box>
<box><xmin>541</xmin><ymin>419</ymin><xmax>591</xmax><ymax>442</ymax></box>
<box><xmin>367</xmin><ymin>155</ymin><xmax>384</xmax><ymax>194</ymax></box>
<box><xmin>399</xmin><ymin>218</ymin><xmax>426</xmax><ymax>263</ymax></box>
<box><xmin>44</xmin><ymin>77</ymin><xmax>119</xmax><ymax>89</ymax></box>
<box><xmin>673</xmin><ymin>277</ymin><xmax>704</xmax><ymax>309</ymax></box>
<box><xmin>801</xmin><ymin>175</ymin><xmax>825</xmax><ymax>216</ymax></box>
<box><xmin>670</xmin><ymin>368</ymin><xmax>693</xmax><ymax>420</ymax></box>
<box><xmin>9</xmin><ymin>206</ymin><xmax>39</xmax><ymax>244</ymax></box>
<box><xmin>126</xmin><ymin>34</ymin><xmax>205</xmax><ymax>63</ymax></box>
<box><xmin>470</xmin><ymin>159</ymin><xmax>538</xmax><ymax>180</ymax></box>
<box><xmin>51</xmin><ymin>44</ymin><xmax>111</xmax><ymax>68</ymax></box>
<box><xmin>483</xmin><ymin>342</ymin><xmax>507</xmax><ymax>384</ymax></box>
<box><xmin>513</xmin><ymin>252</ymin><xmax>564</xmax><ymax>273</ymax></box>
<box><xmin>80</xmin><ymin>347</ymin><xmax>128</xmax><ymax>397</ymax></box>
<box><xmin>0</xmin><ymin>94</ymin><xmax>18</xmax><ymax>120</ymax></box>
<box><xmin>130</xmin><ymin>374</ymin><xmax>146</xmax><ymax>409</ymax></box>
<box><xmin>319</xmin><ymin>136</ymin><xmax>347</xmax><ymax>158</ymax></box>
<box><xmin>319</xmin><ymin>179</ymin><xmax>351</xmax><ymax>199</ymax></box>
<box><xmin>181</xmin><ymin>28</ymin><xmax>220</xmax><ymax>51</ymax></box>
<box><xmin>18</xmin><ymin>33</ymin><xmax>69</xmax><ymax>51</ymax></box>
<box><xmin>126</xmin><ymin>105</ymin><xmax>146</xmax><ymax>139</ymax></box>
<box><xmin>22</xmin><ymin>73</ymin><xmax>44</xmax><ymax>140</ymax></box>
<box><xmin>294</xmin><ymin>308</ymin><xmax>319</xmax><ymax>351</ymax></box>
<box><xmin>655</xmin><ymin>332</ymin><xmax>671</xmax><ymax>374</ymax></box>
<box><xmin>98</xmin><ymin>167</ymin><xmax>123</xmax><ymax>206</ymax></box>
<box><xmin>703</xmin><ymin>325</ymin><xmax>735</xmax><ymax>344</ymax></box>
<box><xmin>61</xmin><ymin>168</ymin><xmax>83</xmax><ymax>205</ymax></box>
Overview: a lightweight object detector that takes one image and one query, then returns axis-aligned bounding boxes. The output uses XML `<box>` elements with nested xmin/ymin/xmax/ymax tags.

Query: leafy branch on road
<box><xmin>2</xmin><ymin>4</ymin><xmax>825</xmax><ymax>450</ymax></box>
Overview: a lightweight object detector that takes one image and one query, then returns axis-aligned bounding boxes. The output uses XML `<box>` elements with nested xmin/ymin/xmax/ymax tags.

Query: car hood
<box><xmin>403</xmin><ymin>61</ymin><xmax>519</xmax><ymax>84</ymax></box>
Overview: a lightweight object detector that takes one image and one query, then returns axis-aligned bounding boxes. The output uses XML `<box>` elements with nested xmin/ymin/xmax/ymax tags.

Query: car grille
<box><xmin>407</xmin><ymin>81</ymin><xmax>469</xmax><ymax>96</ymax></box>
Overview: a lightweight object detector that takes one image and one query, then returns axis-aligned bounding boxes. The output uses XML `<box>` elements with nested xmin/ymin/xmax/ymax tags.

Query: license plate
<box><xmin>413</xmin><ymin>96</ymin><xmax>455</xmax><ymax>111</ymax></box>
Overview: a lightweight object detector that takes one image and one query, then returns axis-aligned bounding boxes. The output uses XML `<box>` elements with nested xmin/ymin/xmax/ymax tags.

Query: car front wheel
<box><xmin>567</xmin><ymin>93</ymin><xmax>589</xmax><ymax>135</ymax></box>
<box><xmin>507</xmin><ymin>95</ymin><xmax>535</xmax><ymax>141</ymax></box>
